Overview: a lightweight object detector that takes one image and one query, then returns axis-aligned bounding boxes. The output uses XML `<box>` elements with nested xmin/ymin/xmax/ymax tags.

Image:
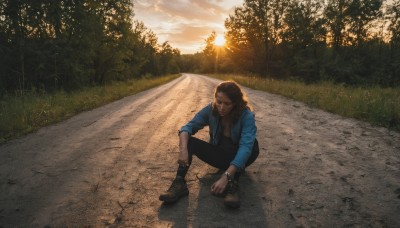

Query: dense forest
<box><xmin>189</xmin><ymin>0</ymin><xmax>400</xmax><ymax>86</ymax></box>
<box><xmin>1</xmin><ymin>0</ymin><xmax>399</xmax><ymax>96</ymax></box>
<box><xmin>0</xmin><ymin>0</ymin><xmax>180</xmax><ymax>95</ymax></box>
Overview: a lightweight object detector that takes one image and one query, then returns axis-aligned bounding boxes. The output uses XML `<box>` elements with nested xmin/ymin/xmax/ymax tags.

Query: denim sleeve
<box><xmin>179</xmin><ymin>104</ymin><xmax>211</xmax><ymax>136</ymax></box>
<box><xmin>230</xmin><ymin>111</ymin><xmax>257</xmax><ymax>170</ymax></box>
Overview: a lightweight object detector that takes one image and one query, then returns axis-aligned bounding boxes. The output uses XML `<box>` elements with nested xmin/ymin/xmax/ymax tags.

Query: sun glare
<box><xmin>214</xmin><ymin>34</ymin><xmax>226</xmax><ymax>46</ymax></box>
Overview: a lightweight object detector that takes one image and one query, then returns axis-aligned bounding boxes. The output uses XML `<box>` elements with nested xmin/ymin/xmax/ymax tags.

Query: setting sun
<box><xmin>214</xmin><ymin>34</ymin><xmax>226</xmax><ymax>46</ymax></box>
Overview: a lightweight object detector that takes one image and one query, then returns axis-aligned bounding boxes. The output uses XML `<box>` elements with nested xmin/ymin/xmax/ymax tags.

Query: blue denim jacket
<box><xmin>180</xmin><ymin>103</ymin><xmax>257</xmax><ymax>170</ymax></box>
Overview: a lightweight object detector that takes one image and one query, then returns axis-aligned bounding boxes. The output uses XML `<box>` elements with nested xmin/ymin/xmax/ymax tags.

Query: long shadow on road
<box><xmin>158</xmin><ymin>168</ymin><xmax>268</xmax><ymax>227</ymax></box>
<box><xmin>158</xmin><ymin>199</ymin><xmax>190</xmax><ymax>228</ymax></box>
<box><xmin>194</xmin><ymin>170</ymin><xmax>268</xmax><ymax>227</ymax></box>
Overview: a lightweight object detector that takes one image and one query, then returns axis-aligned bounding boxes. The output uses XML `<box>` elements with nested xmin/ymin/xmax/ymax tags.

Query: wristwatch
<box><xmin>224</xmin><ymin>171</ymin><xmax>232</xmax><ymax>182</ymax></box>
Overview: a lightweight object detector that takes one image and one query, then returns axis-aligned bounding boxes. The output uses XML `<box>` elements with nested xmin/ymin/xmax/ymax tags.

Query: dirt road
<box><xmin>0</xmin><ymin>74</ymin><xmax>399</xmax><ymax>227</ymax></box>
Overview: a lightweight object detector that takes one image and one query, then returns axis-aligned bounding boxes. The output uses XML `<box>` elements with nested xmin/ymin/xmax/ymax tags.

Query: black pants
<box><xmin>187</xmin><ymin>137</ymin><xmax>259</xmax><ymax>170</ymax></box>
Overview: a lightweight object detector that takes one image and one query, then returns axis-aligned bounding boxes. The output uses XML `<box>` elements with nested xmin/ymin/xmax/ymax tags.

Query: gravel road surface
<box><xmin>0</xmin><ymin>74</ymin><xmax>399</xmax><ymax>227</ymax></box>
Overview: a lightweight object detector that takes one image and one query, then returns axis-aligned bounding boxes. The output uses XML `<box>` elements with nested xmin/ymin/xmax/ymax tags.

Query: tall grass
<box><xmin>0</xmin><ymin>74</ymin><xmax>180</xmax><ymax>143</ymax></box>
<box><xmin>211</xmin><ymin>74</ymin><xmax>400</xmax><ymax>131</ymax></box>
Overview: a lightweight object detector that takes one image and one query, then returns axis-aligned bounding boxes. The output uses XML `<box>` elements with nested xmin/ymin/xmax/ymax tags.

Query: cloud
<box><xmin>133</xmin><ymin>0</ymin><xmax>242</xmax><ymax>53</ymax></box>
<box><xmin>165</xmin><ymin>24</ymin><xmax>220</xmax><ymax>53</ymax></box>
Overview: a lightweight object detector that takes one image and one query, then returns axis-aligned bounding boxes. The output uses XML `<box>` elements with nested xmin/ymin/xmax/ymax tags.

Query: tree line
<box><xmin>1</xmin><ymin>0</ymin><xmax>399</xmax><ymax>96</ymax></box>
<box><xmin>187</xmin><ymin>0</ymin><xmax>400</xmax><ymax>86</ymax></box>
<box><xmin>0</xmin><ymin>0</ymin><xmax>180</xmax><ymax>95</ymax></box>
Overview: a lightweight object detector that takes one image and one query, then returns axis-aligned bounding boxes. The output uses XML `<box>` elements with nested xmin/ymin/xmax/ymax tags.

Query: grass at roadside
<box><xmin>211</xmin><ymin>74</ymin><xmax>400</xmax><ymax>131</ymax></box>
<box><xmin>0</xmin><ymin>74</ymin><xmax>180</xmax><ymax>144</ymax></box>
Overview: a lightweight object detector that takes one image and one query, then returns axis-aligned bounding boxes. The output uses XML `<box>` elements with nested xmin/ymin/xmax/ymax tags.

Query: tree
<box><xmin>281</xmin><ymin>0</ymin><xmax>327</xmax><ymax>81</ymax></box>
<box><xmin>0</xmin><ymin>0</ymin><xmax>180</xmax><ymax>94</ymax></box>
<box><xmin>387</xmin><ymin>0</ymin><xmax>400</xmax><ymax>84</ymax></box>
<box><xmin>282</xmin><ymin>0</ymin><xmax>326</xmax><ymax>49</ymax></box>
<box><xmin>388</xmin><ymin>0</ymin><xmax>400</xmax><ymax>47</ymax></box>
<box><xmin>225</xmin><ymin>0</ymin><xmax>290</xmax><ymax>76</ymax></box>
<box><xmin>347</xmin><ymin>0</ymin><xmax>383</xmax><ymax>46</ymax></box>
<box><xmin>324</xmin><ymin>0</ymin><xmax>351</xmax><ymax>50</ymax></box>
<box><xmin>201</xmin><ymin>31</ymin><xmax>217</xmax><ymax>73</ymax></box>
<box><xmin>158</xmin><ymin>41</ymin><xmax>180</xmax><ymax>74</ymax></box>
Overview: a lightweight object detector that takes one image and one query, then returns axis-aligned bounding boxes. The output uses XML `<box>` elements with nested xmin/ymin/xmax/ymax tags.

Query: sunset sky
<box><xmin>133</xmin><ymin>0</ymin><xmax>243</xmax><ymax>54</ymax></box>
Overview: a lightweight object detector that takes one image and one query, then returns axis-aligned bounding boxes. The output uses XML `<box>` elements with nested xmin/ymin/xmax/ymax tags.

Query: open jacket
<box><xmin>179</xmin><ymin>103</ymin><xmax>257</xmax><ymax>170</ymax></box>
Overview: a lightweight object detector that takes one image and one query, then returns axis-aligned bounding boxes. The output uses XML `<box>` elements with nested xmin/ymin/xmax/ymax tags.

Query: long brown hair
<box><xmin>211</xmin><ymin>81</ymin><xmax>253</xmax><ymax>122</ymax></box>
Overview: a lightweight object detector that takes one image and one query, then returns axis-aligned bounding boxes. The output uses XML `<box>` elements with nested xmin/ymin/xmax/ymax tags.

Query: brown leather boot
<box><xmin>159</xmin><ymin>177</ymin><xmax>189</xmax><ymax>203</ymax></box>
<box><xmin>224</xmin><ymin>181</ymin><xmax>240</xmax><ymax>209</ymax></box>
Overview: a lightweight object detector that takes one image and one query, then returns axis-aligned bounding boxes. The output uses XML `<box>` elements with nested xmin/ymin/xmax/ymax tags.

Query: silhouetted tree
<box><xmin>0</xmin><ymin>0</ymin><xmax>181</xmax><ymax>95</ymax></box>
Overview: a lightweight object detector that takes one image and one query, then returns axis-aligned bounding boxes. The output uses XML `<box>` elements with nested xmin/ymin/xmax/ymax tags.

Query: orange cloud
<box><xmin>134</xmin><ymin>0</ymin><xmax>242</xmax><ymax>54</ymax></box>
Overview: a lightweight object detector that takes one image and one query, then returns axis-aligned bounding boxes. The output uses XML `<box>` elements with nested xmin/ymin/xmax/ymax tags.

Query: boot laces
<box><xmin>227</xmin><ymin>182</ymin><xmax>238</xmax><ymax>194</ymax></box>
